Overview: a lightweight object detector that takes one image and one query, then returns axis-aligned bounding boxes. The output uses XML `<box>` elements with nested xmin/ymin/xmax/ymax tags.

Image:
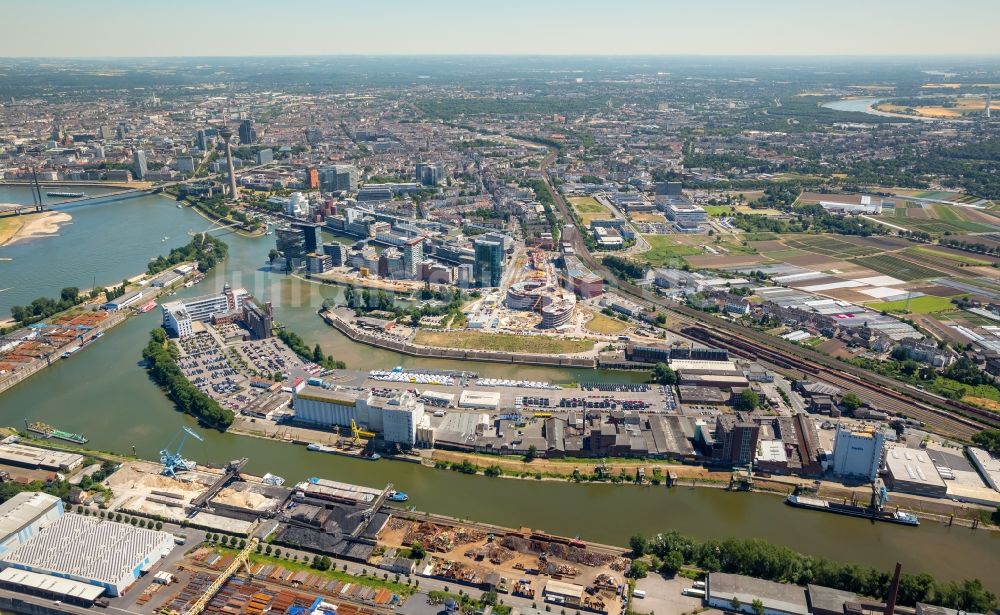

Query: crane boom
<box><xmin>185</xmin><ymin>537</ymin><xmax>258</xmax><ymax>615</ymax></box>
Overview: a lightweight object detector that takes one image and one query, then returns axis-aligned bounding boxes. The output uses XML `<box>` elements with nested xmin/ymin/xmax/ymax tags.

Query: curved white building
<box><xmin>505</xmin><ymin>280</ymin><xmax>575</xmax><ymax>328</ymax></box>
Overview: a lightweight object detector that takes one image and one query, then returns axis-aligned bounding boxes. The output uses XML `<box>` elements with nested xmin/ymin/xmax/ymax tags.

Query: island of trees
<box><xmin>142</xmin><ymin>328</ymin><xmax>234</xmax><ymax>429</ymax></box>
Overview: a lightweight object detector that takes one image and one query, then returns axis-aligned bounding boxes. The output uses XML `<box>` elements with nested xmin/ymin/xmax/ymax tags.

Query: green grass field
<box><xmin>854</xmin><ymin>254</ymin><xmax>944</xmax><ymax>281</ymax></box>
<box><xmin>870</xmin><ymin>295</ymin><xmax>956</xmax><ymax>314</ymax></box>
<box><xmin>703</xmin><ymin>205</ymin><xmax>737</xmax><ymax>217</ymax></box>
<box><xmin>569</xmin><ymin>196</ymin><xmax>614</xmax><ymax>225</ymax></box>
<box><xmin>639</xmin><ymin>235</ymin><xmax>703</xmax><ymax>266</ymax></box>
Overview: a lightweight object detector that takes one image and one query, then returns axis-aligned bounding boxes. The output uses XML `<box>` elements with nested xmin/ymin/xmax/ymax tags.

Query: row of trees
<box><xmin>142</xmin><ymin>328</ymin><xmax>234</xmax><ymax>429</ymax></box>
<box><xmin>275</xmin><ymin>328</ymin><xmax>346</xmax><ymax>370</ymax></box>
<box><xmin>603</xmin><ymin>255</ymin><xmax>647</xmax><ymax>280</ymax></box>
<box><xmin>147</xmin><ymin>233</ymin><xmax>229</xmax><ymax>275</ymax></box>
<box><xmin>629</xmin><ymin>531</ymin><xmax>995</xmax><ymax>612</ymax></box>
<box><xmin>10</xmin><ymin>286</ymin><xmax>85</xmax><ymax>326</ymax></box>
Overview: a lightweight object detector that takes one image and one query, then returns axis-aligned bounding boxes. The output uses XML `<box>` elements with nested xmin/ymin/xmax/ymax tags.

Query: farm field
<box><xmin>413</xmin><ymin>330</ymin><xmax>595</xmax><ymax>354</ymax></box>
<box><xmin>783</xmin><ymin>235</ymin><xmax>881</xmax><ymax>257</ymax></box>
<box><xmin>853</xmin><ymin>254</ymin><xmax>946</xmax><ymax>281</ymax></box>
<box><xmin>905</xmin><ymin>246</ymin><xmax>993</xmax><ymax>266</ymax></box>
<box><xmin>869</xmin><ymin>295</ymin><xmax>956</xmax><ymax>315</ymax></box>
<box><xmin>569</xmin><ymin>196</ymin><xmax>615</xmax><ymax>225</ymax></box>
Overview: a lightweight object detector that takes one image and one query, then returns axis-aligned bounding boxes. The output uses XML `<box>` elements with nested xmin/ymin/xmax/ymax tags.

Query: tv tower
<box><xmin>218</xmin><ymin>124</ymin><xmax>239</xmax><ymax>200</ymax></box>
<box><xmin>986</xmin><ymin>89</ymin><xmax>992</xmax><ymax>119</ymax></box>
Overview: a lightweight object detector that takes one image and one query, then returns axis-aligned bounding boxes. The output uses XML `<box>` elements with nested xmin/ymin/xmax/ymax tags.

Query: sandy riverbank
<box><xmin>0</xmin><ymin>211</ymin><xmax>72</xmax><ymax>246</ymax></box>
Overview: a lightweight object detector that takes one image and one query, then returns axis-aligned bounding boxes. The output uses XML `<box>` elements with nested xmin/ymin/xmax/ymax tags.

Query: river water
<box><xmin>0</xmin><ymin>187</ymin><xmax>998</xmax><ymax>588</ymax></box>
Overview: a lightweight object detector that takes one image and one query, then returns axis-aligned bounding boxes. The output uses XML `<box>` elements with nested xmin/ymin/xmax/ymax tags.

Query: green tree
<box><xmin>972</xmin><ymin>429</ymin><xmax>1000</xmax><ymax>455</ymax></box>
<box><xmin>627</xmin><ymin>560</ymin><xmax>648</xmax><ymax>579</ymax></box>
<box><xmin>629</xmin><ymin>534</ymin><xmax>648</xmax><ymax>557</ymax></box>
<box><xmin>524</xmin><ymin>445</ymin><xmax>538</xmax><ymax>463</ymax></box>
<box><xmin>752</xmin><ymin>599</ymin><xmax>765</xmax><ymax>615</ymax></box>
<box><xmin>659</xmin><ymin>550</ymin><xmax>684</xmax><ymax>577</ymax></box>
<box><xmin>652</xmin><ymin>363</ymin><xmax>677</xmax><ymax>385</ymax></box>
<box><xmin>734</xmin><ymin>389</ymin><xmax>760</xmax><ymax>411</ymax></box>
<box><xmin>841</xmin><ymin>393</ymin><xmax>862</xmax><ymax>413</ymax></box>
<box><xmin>730</xmin><ymin>597</ymin><xmax>743</xmax><ymax>613</ymax></box>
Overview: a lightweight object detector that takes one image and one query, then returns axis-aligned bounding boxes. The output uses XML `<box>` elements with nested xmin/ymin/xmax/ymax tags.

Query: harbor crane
<box><xmin>160</xmin><ymin>426</ymin><xmax>203</xmax><ymax>478</ymax></box>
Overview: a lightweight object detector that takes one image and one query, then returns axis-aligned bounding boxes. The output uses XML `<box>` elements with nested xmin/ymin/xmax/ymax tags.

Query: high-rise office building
<box><xmin>305</xmin><ymin>167</ymin><xmax>320</xmax><ymax>189</ymax></box>
<box><xmin>276</xmin><ymin>227</ymin><xmax>308</xmax><ymax>263</ymax></box>
<box><xmin>402</xmin><ymin>238</ymin><xmax>424</xmax><ymax>279</ymax></box>
<box><xmin>292</xmin><ymin>221</ymin><xmax>322</xmax><ymax>254</ymax></box>
<box><xmin>318</xmin><ymin>165</ymin><xmax>358</xmax><ymax>192</ymax></box>
<box><xmin>473</xmin><ymin>239</ymin><xmax>504</xmax><ymax>288</ymax></box>
<box><xmin>218</xmin><ymin>127</ymin><xmax>239</xmax><ymax>200</ymax></box>
<box><xmin>415</xmin><ymin>162</ymin><xmax>442</xmax><ymax>186</ymax></box>
<box><xmin>132</xmin><ymin>149</ymin><xmax>148</xmax><ymax>179</ymax></box>
<box><xmin>176</xmin><ymin>156</ymin><xmax>195</xmax><ymax>175</ymax></box>
<box><xmin>196</xmin><ymin>129</ymin><xmax>208</xmax><ymax>151</ymax></box>
<box><xmin>256</xmin><ymin>148</ymin><xmax>273</xmax><ymax>165</ymax></box>
<box><xmin>98</xmin><ymin>125</ymin><xmax>113</xmax><ymax>140</ymax></box>
<box><xmin>238</xmin><ymin>119</ymin><xmax>257</xmax><ymax>145</ymax></box>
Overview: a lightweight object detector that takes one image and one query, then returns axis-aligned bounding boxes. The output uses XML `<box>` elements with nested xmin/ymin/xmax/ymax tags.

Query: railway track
<box><xmin>538</xmin><ymin>156</ymin><xmax>997</xmax><ymax>440</ymax></box>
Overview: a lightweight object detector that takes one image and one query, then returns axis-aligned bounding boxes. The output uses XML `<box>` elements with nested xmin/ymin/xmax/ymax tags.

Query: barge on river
<box><xmin>25</xmin><ymin>421</ymin><xmax>89</xmax><ymax>444</ymax></box>
<box><xmin>785</xmin><ymin>494</ymin><xmax>919</xmax><ymax>526</ymax></box>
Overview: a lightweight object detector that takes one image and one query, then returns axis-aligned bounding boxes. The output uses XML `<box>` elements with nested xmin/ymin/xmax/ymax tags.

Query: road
<box><xmin>533</xmin><ymin>147</ymin><xmax>994</xmax><ymax>440</ymax></box>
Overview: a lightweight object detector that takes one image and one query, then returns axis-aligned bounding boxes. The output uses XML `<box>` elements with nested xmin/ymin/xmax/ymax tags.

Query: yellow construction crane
<box><xmin>350</xmin><ymin>419</ymin><xmax>375</xmax><ymax>443</ymax></box>
<box><xmin>184</xmin><ymin>537</ymin><xmax>259</xmax><ymax>615</ymax></box>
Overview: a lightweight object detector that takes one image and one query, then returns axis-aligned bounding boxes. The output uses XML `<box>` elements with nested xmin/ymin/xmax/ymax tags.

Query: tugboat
<box><xmin>387</xmin><ymin>490</ymin><xmax>409</xmax><ymax>502</ymax></box>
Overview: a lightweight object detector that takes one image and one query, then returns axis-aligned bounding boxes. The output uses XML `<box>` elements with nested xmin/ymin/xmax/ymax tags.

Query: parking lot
<box><xmin>232</xmin><ymin>336</ymin><xmax>310</xmax><ymax>381</ymax></box>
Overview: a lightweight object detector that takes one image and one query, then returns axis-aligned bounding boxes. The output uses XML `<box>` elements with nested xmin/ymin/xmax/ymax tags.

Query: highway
<box><xmin>535</xmin><ymin>149</ymin><xmax>996</xmax><ymax>440</ymax></box>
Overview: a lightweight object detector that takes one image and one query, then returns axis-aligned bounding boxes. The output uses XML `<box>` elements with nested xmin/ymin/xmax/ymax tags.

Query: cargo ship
<box><xmin>46</xmin><ymin>191</ymin><xmax>86</xmax><ymax>198</ymax></box>
<box><xmin>785</xmin><ymin>494</ymin><xmax>919</xmax><ymax>526</ymax></box>
<box><xmin>24</xmin><ymin>421</ymin><xmax>89</xmax><ymax>444</ymax></box>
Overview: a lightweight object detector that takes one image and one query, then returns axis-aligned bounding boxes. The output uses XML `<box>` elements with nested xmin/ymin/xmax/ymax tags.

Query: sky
<box><xmin>3</xmin><ymin>0</ymin><xmax>1000</xmax><ymax>57</ymax></box>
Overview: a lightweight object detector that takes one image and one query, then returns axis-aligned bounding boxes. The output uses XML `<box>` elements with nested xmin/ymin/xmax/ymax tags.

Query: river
<box><xmin>0</xmin><ymin>187</ymin><xmax>998</xmax><ymax>589</ymax></box>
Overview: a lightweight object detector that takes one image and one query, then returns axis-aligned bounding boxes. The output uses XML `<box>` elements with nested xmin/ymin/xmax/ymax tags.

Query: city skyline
<box><xmin>3</xmin><ymin>0</ymin><xmax>1000</xmax><ymax>57</ymax></box>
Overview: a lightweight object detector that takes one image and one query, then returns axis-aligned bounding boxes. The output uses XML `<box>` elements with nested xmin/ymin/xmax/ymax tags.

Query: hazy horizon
<box><xmin>4</xmin><ymin>0</ymin><xmax>1000</xmax><ymax>58</ymax></box>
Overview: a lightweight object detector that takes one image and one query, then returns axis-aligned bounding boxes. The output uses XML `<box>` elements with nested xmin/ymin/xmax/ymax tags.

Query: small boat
<box><xmin>93</xmin><ymin>331</ymin><xmax>104</xmax><ymax>339</ymax></box>
<box><xmin>47</xmin><ymin>191</ymin><xmax>85</xmax><ymax>198</ymax></box>
<box><xmin>177</xmin><ymin>204</ymin><xmax>183</xmax><ymax>209</ymax></box>
<box><xmin>362</xmin><ymin>451</ymin><xmax>382</xmax><ymax>461</ymax></box>
<box><xmin>138</xmin><ymin>300</ymin><xmax>157</xmax><ymax>313</ymax></box>
<box><xmin>61</xmin><ymin>345</ymin><xmax>80</xmax><ymax>358</ymax></box>
<box><xmin>307</xmin><ymin>443</ymin><xmax>337</xmax><ymax>453</ymax></box>
<box><xmin>387</xmin><ymin>490</ymin><xmax>409</xmax><ymax>502</ymax></box>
